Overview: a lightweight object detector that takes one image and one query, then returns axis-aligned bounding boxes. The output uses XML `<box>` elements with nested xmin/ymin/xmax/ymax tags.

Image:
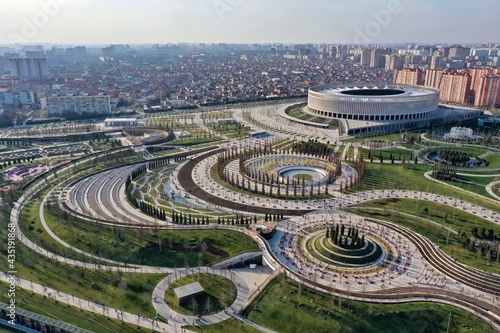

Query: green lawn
<box><xmin>0</xmin><ymin>283</ymin><xmax>156</xmax><ymax>333</ymax></box>
<box><xmin>342</xmin><ymin>133</ymin><xmax>404</xmax><ymax>143</ymax></box>
<box><xmin>360</xmin><ymin>147</ymin><xmax>414</xmax><ymax>161</ymax></box>
<box><xmin>40</xmin><ymin>203</ymin><xmax>259</xmax><ymax>267</ymax></box>
<box><xmin>346</xmin><ymin>162</ymin><xmax>500</xmax><ymax>213</ymax></box>
<box><xmin>352</xmin><ymin>198</ymin><xmax>500</xmax><ymax>235</ymax></box>
<box><xmin>243</xmin><ymin>277</ymin><xmax>496</xmax><ymax>333</ymax></box>
<box><xmin>207</xmin><ymin>123</ymin><xmax>252</xmax><ymax>138</ymax></box>
<box><xmin>440</xmin><ymin>174</ymin><xmax>500</xmax><ymax>198</ymax></box>
<box><xmin>165</xmin><ymin>274</ymin><xmax>236</xmax><ymax>316</ymax></box>
<box><xmin>0</xmin><ymin>231</ymin><xmax>165</xmax><ymax>318</ymax></box>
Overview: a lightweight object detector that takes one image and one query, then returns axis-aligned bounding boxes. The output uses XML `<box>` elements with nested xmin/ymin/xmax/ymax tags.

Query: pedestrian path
<box><xmin>151</xmin><ymin>267</ymin><xmax>272</xmax><ymax>326</ymax></box>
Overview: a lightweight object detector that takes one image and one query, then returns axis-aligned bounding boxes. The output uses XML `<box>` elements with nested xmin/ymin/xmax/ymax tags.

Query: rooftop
<box><xmin>173</xmin><ymin>282</ymin><xmax>204</xmax><ymax>299</ymax></box>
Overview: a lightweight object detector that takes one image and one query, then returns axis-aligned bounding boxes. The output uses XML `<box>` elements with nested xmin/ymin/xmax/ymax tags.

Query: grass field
<box><xmin>346</xmin><ymin>162</ymin><xmax>500</xmax><ymax>213</ymax></box>
<box><xmin>440</xmin><ymin>174</ymin><xmax>500</xmax><ymax>198</ymax></box>
<box><xmin>2</xmin><ymin>204</ymin><xmax>165</xmax><ymax>318</ymax></box>
<box><xmin>207</xmin><ymin>123</ymin><xmax>252</xmax><ymax>139</ymax></box>
<box><xmin>243</xmin><ymin>277</ymin><xmax>496</xmax><ymax>333</ymax></box>
<box><xmin>0</xmin><ymin>283</ymin><xmax>156</xmax><ymax>333</ymax></box>
<box><xmin>0</xmin><ymin>232</ymin><xmax>164</xmax><ymax>319</ymax></box>
<box><xmin>40</xmin><ymin>204</ymin><xmax>259</xmax><ymax>267</ymax></box>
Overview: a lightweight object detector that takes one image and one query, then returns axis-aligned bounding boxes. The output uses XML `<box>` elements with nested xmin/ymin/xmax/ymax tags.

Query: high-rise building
<box><xmin>328</xmin><ymin>45</ymin><xmax>337</xmax><ymax>58</ymax></box>
<box><xmin>360</xmin><ymin>49</ymin><xmax>371</xmax><ymax>67</ymax></box>
<box><xmin>439</xmin><ymin>74</ymin><xmax>472</xmax><ymax>105</ymax></box>
<box><xmin>385</xmin><ymin>55</ymin><xmax>404</xmax><ymax>71</ymax></box>
<box><xmin>370</xmin><ymin>48</ymin><xmax>391</xmax><ymax>68</ymax></box>
<box><xmin>9</xmin><ymin>58</ymin><xmax>48</xmax><ymax>80</ymax></box>
<box><xmin>74</xmin><ymin>46</ymin><xmax>87</xmax><ymax>58</ymax></box>
<box><xmin>449</xmin><ymin>46</ymin><xmax>471</xmax><ymax>60</ymax></box>
<box><xmin>395</xmin><ymin>69</ymin><xmax>424</xmax><ymax>86</ymax></box>
<box><xmin>424</xmin><ymin>69</ymin><xmax>447</xmax><ymax>89</ymax></box>
<box><xmin>474</xmin><ymin>75</ymin><xmax>500</xmax><ymax>107</ymax></box>
<box><xmin>439</xmin><ymin>47</ymin><xmax>450</xmax><ymax>57</ymax></box>
<box><xmin>468</xmin><ymin>68</ymin><xmax>493</xmax><ymax>93</ymax></box>
<box><xmin>430</xmin><ymin>56</ymin><xmax>445</xmax><ymax>69</ymax></box>
<box><xmin>336</xmin><ymin>44</ymin><xmax>349</xmax><ymax>59</ymax></box>
<box><xmin>40</xmin><ymin>94</ymin><xmax>111</xmax><ymax>116</ymax></box>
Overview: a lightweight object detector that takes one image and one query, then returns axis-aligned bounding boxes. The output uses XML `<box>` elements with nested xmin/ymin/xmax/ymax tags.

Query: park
<box><xmin>1</xmin><ymin>100</ymin><xmax>500</xmax><ymax>333</ymax></box>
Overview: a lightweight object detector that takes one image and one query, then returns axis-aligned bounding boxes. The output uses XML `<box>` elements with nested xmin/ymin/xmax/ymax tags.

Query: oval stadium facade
<box><xmin>308</xmin><ymin>84</ymin><xmax>440</xmax><ymax>122</ymax></box>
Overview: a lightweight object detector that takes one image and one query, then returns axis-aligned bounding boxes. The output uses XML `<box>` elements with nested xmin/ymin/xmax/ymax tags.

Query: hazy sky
<box><xmin>1</xmin><ymin>0</ymin><xmax>498</xmax><ymax>45</ymax></box>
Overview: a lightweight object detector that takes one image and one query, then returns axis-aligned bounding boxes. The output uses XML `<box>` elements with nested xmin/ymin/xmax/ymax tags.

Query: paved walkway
<box><xmin>1</xmin><ymin>272</ymin><xmax>187</xmax><ymax>333</ymax></box>
<box><xmin>8</xmin><ymin>111</ymin><xmax>500</xmax><ymax>332</ymax></box>
<box><xmin>269</xmin><ymin>210</ymin><xmax>430</xmax><ymax>293</ymax></box>
<box><xmin>486</xmin><ymin>180</ymin><xmax>500</xmax><ymax>201</ymax></box>
<box><xmin>151</xmin><ymin>266</ymin><xmax>273</xmax><ymax>326</ymax></box>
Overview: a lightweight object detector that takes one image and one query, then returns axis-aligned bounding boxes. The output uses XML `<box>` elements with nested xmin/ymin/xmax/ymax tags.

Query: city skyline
<box><xmin>1</xmin><ymin>0</ymin><xmax>499</xmax><ymax>45</ymax></box>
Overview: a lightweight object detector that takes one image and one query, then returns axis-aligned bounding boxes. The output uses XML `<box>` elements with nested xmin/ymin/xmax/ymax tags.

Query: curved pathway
<box><xmin>486</xmin><ymin>180</ymin><xmax>500</xmax><ymax>201</ymax></box>
<box><xmin>152</xmin><ymin>267</ymin><xmax>250</xmax><ymax>325</ymax></box>
<box><xmin>8</xmin><ymin>123</ymin><xmax>500</xmax><ymax>332</ymax></box>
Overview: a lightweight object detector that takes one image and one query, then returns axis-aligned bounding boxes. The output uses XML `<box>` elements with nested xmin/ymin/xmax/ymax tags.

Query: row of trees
<box><xmin>339</xmin><ymin>151</ymin><xmax>366</xmax><ymax>193</ymax></box>
<box><xmin>431</xmin><ymin>162</ymin><xmax>457</xmax><ymax>181</ymax></box>
<box><xmin>130</xmin><ymin>165</ymin><xmax>147</xmax><ymax>181</ymax></box>
<box><xmin>148</xmin><ymin>157</ymin><xmax>172</xmax><ymax>170</ymax></box>
<box><xmin>216</xmin><ymin>143</ymin><xmax>340</xmax><ymax>198</ymax></box>
<box><xmin>368</xmin><ymin>151</ymin><xmax>413</xmax><ymax>164</ymax></box>
<box><xmin>264</xmin><ymin>213</ymin><xmax>284</xmax><ymax>221</ymax></box>
<box><xmin>172</xmin><ymin>211</ymin><xmax>211</xmax><ymax>224</ymax></box>
<box><xmin>218</xmin><ymin>215</ymin><xmax>257</xmax><ymax>225</ymax></box>
<box><xmin>437</xmin><ymin>149</ymin><xmax>480</xmax><ymax>166</ymax></box>
<box><xmin>0</xmin><ymin>139</ymin><xmax>32</xmax><ymax>146</ymax></box>
<box><xmin>136</xmin><ymin>199</ymin><xmax>167</xmax><ymax>221</ymax></box>
<box><xmin>1</xmin><ymin>155</ymin><xmax>37</xmax><ymax>168</ymax></box>
<box><xmin>220</xmin><ymin>167</ymin><xmax>331</xmax><ymax>197</ymax></box>
<box><xmin>461</xmin><ymin>235</ymin><xmax>500</xmax><ymax>262</ymax></box>
<box><xmin>170</xmin><ymin>212</ymin><xmax>260</xmax><ymax>225</ymax></box>
<box><xmin>471</xmin><ymin>226</ymin><xmax>496</xmax><ymax>241</ymax></box>
<box><xmin>325</xmin><ymin>224</ymin><xmax>365</xmax><ymax>249</ymax></box>
<box><xmin>291</xmin><ymin>139</ymin><xmax>334</xmax><ymax>157</ymax></box>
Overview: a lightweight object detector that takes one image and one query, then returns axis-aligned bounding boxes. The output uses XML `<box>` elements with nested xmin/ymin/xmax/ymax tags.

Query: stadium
<box><xmin>296</xmin><ymin>83</ymin><xmax>484</xmax><ymax>136</ymax></box>
<box><xmin>306</xmin><ymin>84</ymin><xmax>444</xmax><ymax>135</ymax></box>
<box><xmin>308</xmin><ymin>84</ymin><xmax>440</xmax><ymax>121</ymax></box>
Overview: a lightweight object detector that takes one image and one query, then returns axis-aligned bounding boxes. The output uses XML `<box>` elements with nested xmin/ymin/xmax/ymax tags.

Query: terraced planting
<box><xmin>305</xmin><ymin>228</ymin><xmax>384</xmax><ymax>267</ymax></box>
